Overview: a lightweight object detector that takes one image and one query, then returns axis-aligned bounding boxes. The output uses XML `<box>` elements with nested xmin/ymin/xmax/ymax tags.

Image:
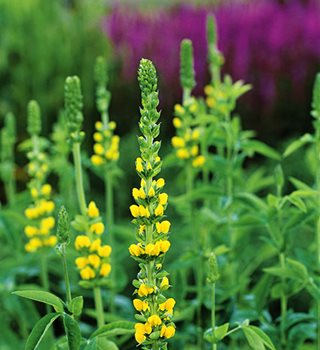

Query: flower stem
<box><xmin>212</xmin><ymin>282</ymin><xmax>217</xmax><ymax>350</ymax></box>
<box><xmin>61</xmin><ymin>244</ymin><xmax>72</xmax><ymax>305</ymax></box>
<box><xmin>93</xmin><ymin>286</ymin><xmax>104</xmax><ymax>328</ymax></box>
<box><xmin>279</xmin><ymin>252</ymin><xmax>287</xmax><ymax>348</ymax></box>
<box><xmin>40</xmin><ymin>253</ymin><xmax>50</xmax><ymax>314</ymax></box>
<box><xmin>72</xmin><ymin>142</ymin><xmax>87</xmax><ymax>215</ymax></box>
<box><xmin>105</xmin><ymin>172</ymin><xmax>115</xmax><ymax>312</ymax></box>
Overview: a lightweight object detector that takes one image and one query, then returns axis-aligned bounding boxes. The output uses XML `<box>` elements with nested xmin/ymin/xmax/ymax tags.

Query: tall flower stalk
<box><xmin>0</xmin><ymin>112</ymin><xmax>17</xmax><ymax>206</ymax></box>
<box><xmin>91</xmin><ymin>56</ymin><xmax>120</xmax><ymax>312</ymax></box>
<box><xmin>65</xmin><ymin>76</ymin><xmax>112</xmax><ymax>328</ymax></box>
<box><xmin>129</xmin><ymin>59</ymin><xmax>175</xmax><ymax>349</ymax></box>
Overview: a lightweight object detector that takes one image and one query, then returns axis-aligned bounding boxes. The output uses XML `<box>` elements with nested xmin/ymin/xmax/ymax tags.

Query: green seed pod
<box><xmin>64</xmin><ymin>76</ymin><xmax>83</xmax><ymax>133</ymax></box>
<box><xmin>180</xmin><ymin>39</ymin><xmax>196</xmax><ymax>92</ymax></box>
<box><xmin>312</xmin><ymin>73</ymin><xmax>320</xmax><ymax>119</ymax></box>
<box><xmin>138</xmin><ymin>58</ymin><xmax>158</xmax><ymax>101</ymax></box>
<box><xmin>27</xmin><ymin>100</ymin><xmax>41</xmax><ymax>136</ymax></box>
<box><xmin>207</xmin><ymin>252</ymin><xmax>220</xmax><ymax>284</ymax></box>
<box><xmin>57</xmin><ymin>205</ymin><xmax>70</xmax><ymax>245</ymax></box>
<box><xmin>94</xmin><ymin>56</ymin><xmax>108</xmax><ymax>88</ymax></box>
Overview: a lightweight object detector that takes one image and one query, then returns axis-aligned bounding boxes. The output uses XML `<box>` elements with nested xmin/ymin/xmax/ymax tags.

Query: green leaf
<box><xmin>285</xmin><ymin>195</ymin><xmax>307</xmax><ymax>213</ymax></box>
<box><xmin>283</xmin><ymin>133</ymin><xmax>313</xmax><ymax>158</ymax></box>
<box><xmin>286</xmin><ymin>258</ymin><xmax>309</xmax><ymax>281</ymax></box>
<box><xmin>242</xmin><ymin>325</ymin><xmax>275</xmax><ymax>350</ymax></box>
<box><xmin>84</xmin><ymin>337</ymin><xmax>119</xmax><ymax>350</ymax></box>
<box><xmin>214</xmin><ymin>323</ymin><xmax>229</xmax><ymax>340</ymax></box>
<box><xmin>13</xmin><ymin>290</ymin><xmax>65</xmax><ymax>312</ymax></box>
<box><xmin>242</xmin><ymin>140</ymin><xmax>281</xmax><ymax>160</ymax></box>
<box><xmin>63</xmin><ymin>313</ymin><xmax>81</xmax><ymax>350</ymax></box>
<box><xmin>68</xmin><ymin>296</ymin><xmax>83</xmax><ymax>317</ymax></box>
<box><xmin>90</xmin><ymin>321</ymin><xmax>135</xmax><ymax>339</ymax></box>
<box><xmin>25</xmin><ymin>313</ymin><xmax>60</xmax><ymax>350</ymax></box>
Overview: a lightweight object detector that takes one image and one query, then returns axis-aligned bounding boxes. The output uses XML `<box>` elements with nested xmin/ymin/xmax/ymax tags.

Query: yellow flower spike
<box><xmin>90</xmin><ymin>222</ymin><xmax>105</xmax><ymax>235</ymax></box>
<box><xmin>173</xmin><ymin>117</ymin><xmax>182</xmax><ymax>128</ymax></box>
<box><xmin>95</xmin><ymin>121</ymin><xmax>103</xmax><ymax>130</ymax></box>
<box><xmin>154</xmin><ymin>204</ymin><xmax>164</xmax><ymax>217</ymax></box>
<box><xmin>171</xmin><ymin>136</ymin><xmax>185</xmax><ymax>148</ymax></box>
<box><xmin>98</xmin><ymin>245</ymin><xmax>112</xmax><ymax>257</ymax></box>
<box><xmin>164</xmin><ymin>326</ymin><xmax>175</xmax><ymax>339</ymax></box>
<box><xmin>138</xmin><ymin>284</ymin><xmax>154</xmax><ymax>297</ymax></box>
<box><xmin>130</xmin><ymin>205</ymin><xmax>140</xmax><ymax>218</ymax></box>
<box><xmin>41</xmin><ymin>184</ymin><xmax>52</xmax><ymax>196</ymax></box>
<box><xmin>160</xmin><ymin>277</ymin><xmax>169</xmax><ymax>289</ymax></box>
<box><xmin>176</xmin><ymin>148</ymin><xmax>190</xmax><ymax>159</ymax></box>
<box><xmin>133</xmin><ymin>299</ymin><xmax>149</xmax><ymax>312</ymax></box>
<box><xmin>24</xmin><ymin>226</ymin><xmax>38</xmax><ymax>237</ymax></box>
<box><xmin>93</xmin><ymin>132</ymin><xmax>103</xmax><ymax>142</ymax></box>
<box><xmin>75</xmin><ymin>235</ymin><xmax>91</xmax><ymax>250</ymax></box>
<box><xmin>87</xmin><ymin>201</ymin><xmax>99</xmax><ymax>218</ymax></box>
<box><xmin>148</xmin><ymin>315</ymin><xmax>162</xmax><ymax>327</ymax></box>
<box><xmin>204</xmin><ymin>85</ymin><xmax>214</xmax><ymax>95</ymax></box>
<box><xmin>100</xmin><ymin>263</ymin><xmax>111</xmax><ymax>277</ymax></box>
<box><xmin>174</xmin><ymin>104</ymin><xmax>185</xmax><ymax>115</ymax></box>
<box><xmin>190</xmin><ymin>145</ymin><xmax>199</xmax><ymax>156</ymax></box>
<box><xmin>88</xmin><ymin>254</ymin><xmax>101</xmax><ymax>268</ymax></box>
<box><xmin>91</xmin><ymin>154</ymin><xmax>104</xmax><ymax>166</ymax></box>
<box><xmin>192</xmin><ymin>155</ymin><xmax>206</xmax><ymax>168</ymax></box>
<box><xmin>159</xmin><ymin>193</ymin><xmax>168</xmax><ymax>205</ymax></box>
<box><xmin>156</xmin><ymin>178</ymin><xmax>165</xmax><ymax>188</ymax></box>
<box><xmin>129</xmin><ymin>244</ymin><xmax>142</xmax><ymax>257</ymax></box>
<box><xmin>90</xmin><ymin>238</ymin><xmax>101</xmax><ymax>252</ymax></box>
<box><xmin>148</xmin><ymin>187</ymin><xmax>155</xmax><ymax>197</ymax></box>
<box><xmin>75</xmin><ymin>257</ymin><xmax>88</xmax><ymax>269</ymax></box>
<box><xmin>80</xmin><ymin>266</ymin><xmax>96</xmax><ymax>280</ymax></box>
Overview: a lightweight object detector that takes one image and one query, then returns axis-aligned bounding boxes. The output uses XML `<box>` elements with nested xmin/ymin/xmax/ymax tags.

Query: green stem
<box><xmin>105</xmin><ymin>172</ymin><xmax>115</xmax><ymax>312</ymax></box>
<box><xmin>93</xmin><ymin>287</ymin><xmax>105</xmax><ymax>328</ymax></box>
<box><xmin>315</xmin><ymin>126</ymin><xmax>320</xmax><ymax>350</ymax></box>
<box><xmin>212</xmin><ymin>283</ymin><xmax>217</xmax><ymax>350</ymax></box>
<box><xmin>279</xmin><ymin>252</ymin><xmax>287</xmax><ymax>349</ymax></box>
<box><xmin>72</xmin><ymin>142</ymin><xmax>87</xmax><ymax>215</ymax></box>
<box><xmin>40</xmin><ymin>254</ymin><xmax>50</xmax><ymax>315</ymax></box>
<box><xmin>61</xmin><ymin>244</ymin><xmax>72</xmax><ymax>305</ymax></box>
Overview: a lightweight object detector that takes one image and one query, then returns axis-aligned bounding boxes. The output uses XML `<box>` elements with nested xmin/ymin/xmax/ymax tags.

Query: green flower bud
<box><xmin>312</xmin><ymin>73</ymin><xmax>320</xmax><ymax>119</ymax></box>
<box><xmin>95</xmin><ymin>56</ymin><xmax>108</xmax><ymax>88</ymax></box>
<box><xmin>138</xmin><ymin>58</ymin><xmax>158</xmax><ymax>101</ymax></box>
<box><xmin>57</xmin><ymin>205</ymin><xmax>70</xmax><ymax>245</ymax></box>
<box><xmin>207</xmin><ymin>15</ymin><xmax>217</xmax><ymax>47</ymax></box>
<box><xmin>64</xmin><ymin>76</ymin><xmax>83</xmax><ymax>133</ymax></box>
<box><xmin>207</xmin><ymin>252</ymin><xmax>220</xmax><ymax>283</ymax></box>
<box><xmin>27</xmin><ymin>100</ymin><xmax>41</xmax><ymax>136</ymax></box>
<box><xmin>180</xmin><ymin>39</ymin><xmax>196</xmax><ymax>92</ymax></box>
<box><xmin>94</xmin><ymin>56</ymin><xmax>110</xmax><ymax>115</ymax></box>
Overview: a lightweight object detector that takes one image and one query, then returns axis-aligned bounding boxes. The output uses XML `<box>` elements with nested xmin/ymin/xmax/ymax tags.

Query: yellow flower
<box><xmin>159</xmin><ymin>298</ymin><xmax>176</xmax><ymax>313</ymax></box>
<box><xmin>158</xmin><ymin>240</ymin><xmax>171</xmax><ymax>253</ymax></box>
<box><xmin>145</xmin><ymin>243</ymin><xmax>160</xmax><ymax>256</ymax></box>
<box><xmin>139</xmin><ymin>205</ymin><xmax>150</xmax><ymax>218</ymax></box>
<box><xmin>87</xmin><ymin>201</ymin><xmax>99</xmax><ymax>218</ymax></box>
<box><xmin>156</xmin><ymin>178</ymin><xmax>165</xmax><ymax>188</ymax></box>
<box><xmin>134</xmin><ymin>324</ymin><xmax>146</xmax><ymax>344</ymax></box>
<box><xmin>132</xmin><ymin>188</ymin><xmax>140</xmax><ymax>200</ymax></box>
<box><xmin>139</xmin><ymin>188</ymin><xmax>146</xmax><ymax>199</ymax></box>
<box><xmin>159</xmin><ymin>193</ymin><xmax>168</xmax><ymax>205</ymax></box>
<box><xmin>171</xmin><ymin>136</ymin><xmax>185</xmax><ymax>148</ymax></box>
<box><xmin>129</xmin><ymin>244</ymin><xmax>143</xmax><ymax>257</ymax></box>
<box><xmin>133</xmin><ymin>299</ymin><xmax>149</xmax><ymax>312</ymax></box>
<box><xmin>90</xmin><ymin>238</ymin><xmax>101</xmax><ymax>252</ymax></box>
<box><xmin>160</xmin><ymin>277</ymin><xmax>169</xmax><ymax>289</ymax></box>
<box><xmin>91</xmin><ymin>155</ymin><xmax>104</xmax><ymax>166</ymax></box>
<box><xmin>136</xmin><ymin>157</ymin><xmax>143</xmax><ymax>172</ymax></box>
<box><xmin>160</xmin><ymin>324</ymin><xmax>167</xmax><ymax>337</ymax></box>
<box><xmin>41</xmin><ymin>184</ymin><xmax>52</xmax><ymax>196</ymax></box>
<box><xmin>174</xmin><ymin>104</ymin><xmax>185</xmax><ymax>115</ymax></box>
<box><xmin>191</xmin><ymin>129</ymin><xmax>200</xmax><ymax>140</ymax></box>
<box><xmin>192</xmin><ymin>155</ymin><xmax>206</xmax><ymax>168</ymax></box>
<box><xmin>156</xmin><ymin>220</ymin><xmax>171</xmax><ymax>234</ymax></box>
<box><xmin>109</xmin><ymin>121</ymin><xmax>117</xmax><ymax>130</ymax></box>
<box><xmin>206</xmin><ymin>97</ymin><xmax>216</xmax><ymax>108</ymax></box>
<box><xmin>148</xmin><ymin>314</ymin><xmax>162</xmax><ymax>327</ymax></box>
<box><xmin>164</xmin><ymin>325</ymin><xmax>175</xmax><ymax>338</ymax></box>
<box><xmin>25</xmin><ymin>238</ymin><xmax>42</xmax><ymax>253</ymax></box>
<box><xmin>80</xmin><ymin>266</ymin><xmax>95</xmax><ymax>280</ymax></box>
<box><xmin>138</xmin><ymin>284</ymin><xmax>154</xmax><ymax>297</ymax></box>
<box><xmin>75</xmin><ymin>257</ymin><xmax>88</xmax><ymax>269</ymax></box>
<box><xmin>190</xmin><ymin>145</ymin><xmax>199</xmax><ymax>156</ymax></box>
<box><xmin>204</xmin><ymin>85</ymin><xmax>214</xmax><ymax>95</ymax></box>
<box><xmin>93</xmin><ymin>132</ymin><xmax>103</xmax><ymax>142</ymax></box>
<box><xmin>95</xmin><ymin>121</ymin><xmax>103</xmax><ymax>130</ymax></box>
<box><xmin>30</xmin><ymin>187</ymin><xmax>38</xmax><ymax>198</ymax></box>
<box><xmin>88</xmin><ymin>254</ymin><xmax>101</xmax><ymax>268</ymax></box>
<box><xmin>138</xmin><ymin>225</ymin><xmax>145</xmax><ymax>234</ymax></box>
<box><xmin>148</xmin><ymin>187</ymin><xmax>155</xmax><ymax>197</ymax></box>
<box><xmin>100</xmin><ymin>263</ymin><xmax>111</xmax><ymax>277</ymax></box>
<box><xmin>44</xmin><ymin>236</ymin><xmax>57</xmax><ymax>247</ymax></box>
<box><xmin>90</xmin><ymin>222</ymin><xmax>105</xmax><ymax>235</ymax></box>
<box><xmin>130</xmin><ymin>205</ymin><xmax>140</xmax><ymax>218</ymax></box>
<box><xmin>40</xmin><ymin>217</ymin><xmax>55</xmax><ymax>231</ymax></box>
<box><xmin>75</xmin><ymin>235</ymin><xmax>91</xmax><ymax>250</ymax></box>
<box><xmin>43</xmin><ymin>200</ymin><xmax>55</xmax><ymax>213</ymax></box>
<box><xmin>25</xmin><ymin>208</ymin><xmax>36</xmax><ymax>219</ymax></box>
<box><xmin>24</xmin><ymin>226</ymin><xmax>38</xmax><ymax>237</ymax></box>
<box><xmin>98</xmin><ymin>245</ymin><xmax>112</xmax><ymax>257</ymax></box>
<box><xmin>189</xmin><ymin>102</ymin><xmax>198</xmax><ymax>113</ymax></box>
<box><xmin>177</xmin><ymin>148</ymin><xmax>189</xmax><ymax>159</ymax></box>
<box><xmin>173</xmin><ymin>118</ymin><xmax>182</xmax><ymax>128</ymax></box>
<box><xmin>154</xmin><ymin>204</ymin><xmax>164</xmax><ymax>217</ymax></box>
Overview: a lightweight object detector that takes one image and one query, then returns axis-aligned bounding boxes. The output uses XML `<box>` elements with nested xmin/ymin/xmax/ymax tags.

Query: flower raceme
<box><xmin>74</xmin><ymin>201</ymin><xmax>112</xmax><ymax>282</ymax></box>
<box><xmin>129</xmin><ymin>59</ymin><xmax>175</xmax><ymax>348</ymax></box>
